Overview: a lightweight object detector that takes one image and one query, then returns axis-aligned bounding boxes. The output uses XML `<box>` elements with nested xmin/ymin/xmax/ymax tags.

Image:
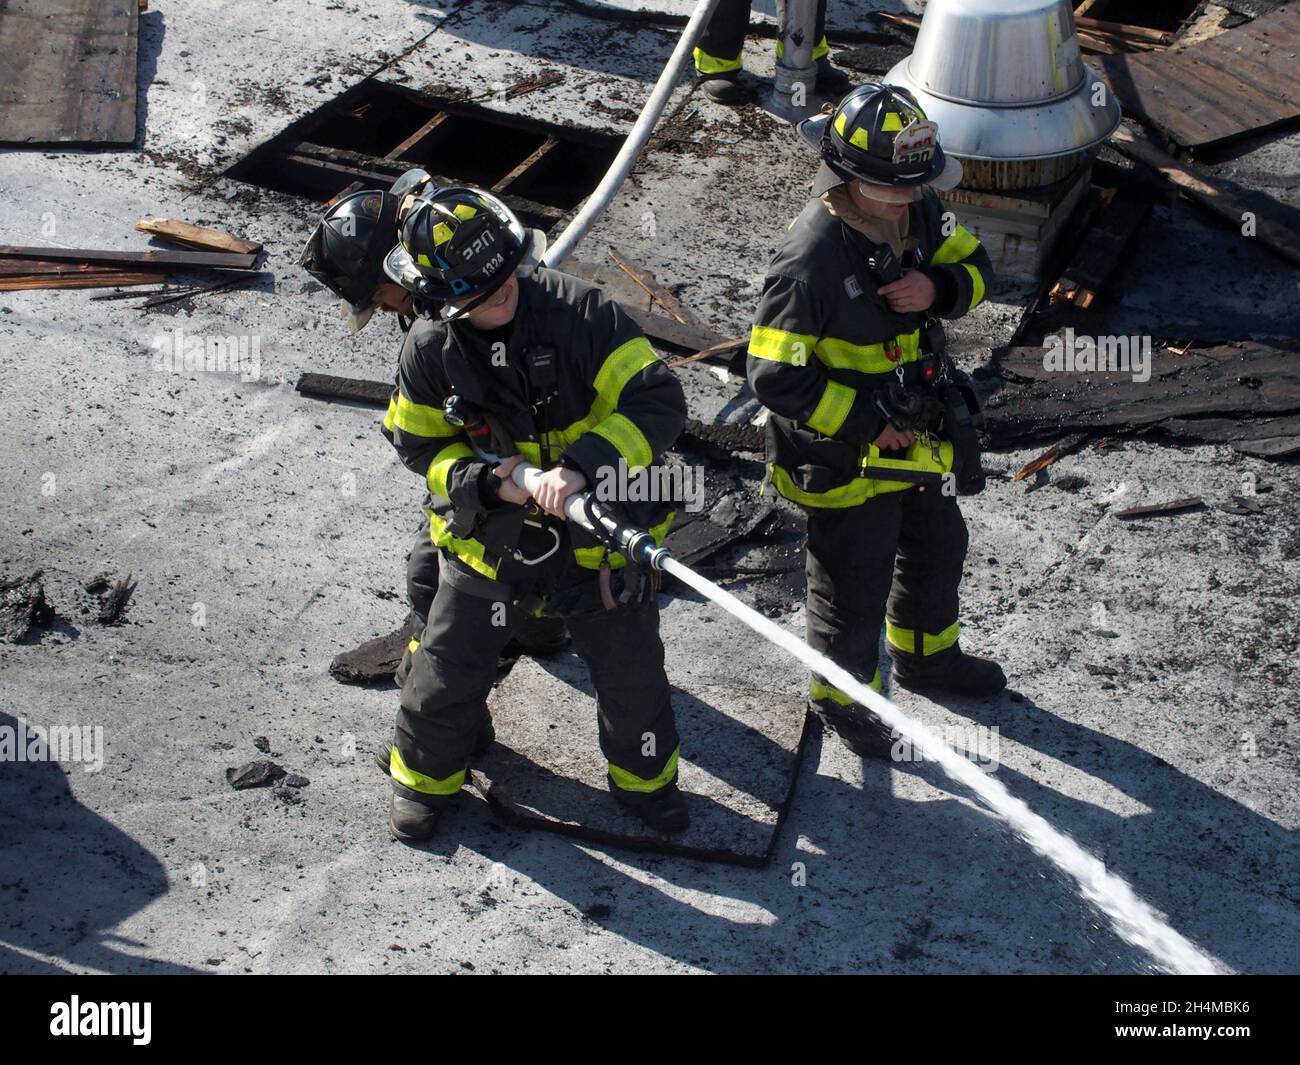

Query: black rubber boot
<box><xmin>505</xmin><ymin>615</ymin><xmax>569</xmax><ymax>657</ymax></box>
<box><xmin>388</xmin><ymin>781</ymin><xmax>449</xmax><ymax>843</ymax></box>
<box><xmin>612</xmin><ymin>780</ymin><xmax>690</xmax><ymax>834</ymax></box>
<box><xmin>809</xmin><ymin>700</ymin><xmax>895</xmax><ymax>760</ymax></box>
<box><xmin>699</xmin><ymin>72</ymin><xmax>741</xmax><ymax>104</ymax></box>
<box><xmin>815</xmin><ymin>57</ymin><xmax>853</xmax><ymax>95</ymax></box>
<box><xmin>891</xmin><ymin>644</ymin><xmax>1007</xmax><ymax>697</ymax></box>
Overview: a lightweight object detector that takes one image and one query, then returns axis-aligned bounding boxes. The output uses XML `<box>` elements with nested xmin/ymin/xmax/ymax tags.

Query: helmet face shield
<box><xmin>853</xmin><ymin>180</ymin><xmax>924</xmax><ymax>205</ymax></box>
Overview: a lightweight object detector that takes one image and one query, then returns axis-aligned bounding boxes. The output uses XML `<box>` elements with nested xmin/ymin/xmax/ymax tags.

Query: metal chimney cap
<box><xmin>883</xmin><ymin>0</ymin><xmax>1121</xmax><ymax>162</ymax></box>
<box><xmin>884</xmin><ymin>57</ymin><xmax>1121</xmax><ymax>161</ymax></box>
<box><xmin>908</xmin><ymin>0</ymin><xmax>1088</xmax><ymax>106</ymax></box>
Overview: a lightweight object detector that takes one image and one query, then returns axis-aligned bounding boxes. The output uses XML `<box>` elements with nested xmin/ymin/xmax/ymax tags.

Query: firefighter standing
<box><xmin>299</xmin><ymin>180</ymin><xmax>568</xmax><ymax>692</ymax></box>
<box><xmin>694</xmin><ymin>0</ymin><xmax>850</xmax><ymax>103</ymax></box>
<box><xmin>747</xmin><ymin>84</ymin><xmax>1007</xmax><ymax>758</ymax></box>
<box><xmin>380</xmin><ymin>185</ymin><xmax>689</xmax><ymax>841</ymax></box>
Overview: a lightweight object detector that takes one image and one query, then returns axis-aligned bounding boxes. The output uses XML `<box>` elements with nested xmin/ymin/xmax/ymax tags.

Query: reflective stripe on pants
<box><xmin>804</xmin><ymin>483</ymin><xmax>968</xmax><ymax>702</ymax></box>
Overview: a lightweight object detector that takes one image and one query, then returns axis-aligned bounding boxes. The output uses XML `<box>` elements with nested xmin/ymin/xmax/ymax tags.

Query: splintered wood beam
<box><xmin>493</xmin><ymin>136</ymin><xmax>559</xmax><ymax>195</ymax></box>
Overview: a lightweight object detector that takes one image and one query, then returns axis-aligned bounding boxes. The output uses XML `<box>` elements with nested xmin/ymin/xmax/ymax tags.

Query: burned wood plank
<box><xmin>985</xmin><ymin>341</ymin><xmax>1300</xmax><ymax>447</ymax></box>
<box><xmin>134</xmin><ymin>218</ymin><xmax>262</xmax><ymax>256</ymax></box>
<box><xmin>297</xmin><ymin>372</ymin><xmax>390</xmax><ymax>407</ymax></box>
<box><xmin>1232</xmin><ymin>435</ymin><xmax>1300</xmax><ymax>459</ymax></box>
<box><xmin>493</xmin><ymin>137</ymin><xmax>559</xmax><ymax>196</ymax></box>
<box><xmin>0</xmin><ymin>260</ymin><xmax>167</xmax><ymax>291</ymax></box>
<box><xmin>0</xmin><ymin>0</ymin><xmax>139</xmax><ymax>145</ymax></box>
<box><xmin>1114</xmin><ymin>497</ymin><xmax>1205</xmax><ymax>520</ymax></box>
<box><xmin>384</xmin><ymin>111</ymin><xmax>453</xmax><ymax>160</ymax></box>
<box><xmin>1076</xmin><ymin>17</ymin><xmax>1172</xmax><ymax>46</ymax></box>
<box><xmin>0</xmin><ymin>245</ymin><xmax>260</xmax><ymax>271</ymax></box>
<box><xmin>1049</xmin><ymin>190</ymin><xmax>1152</xmax><ymax>308</ymax></box>
<box><xmin>1108</xmin><ymin>126</ymin><xmax>1300</xmax><ymax>270</ymax></box>
<box><xmin>280</xmin><ymin>150</ymin><xmax>407</xmax><ymax>189</ymax></box>
<box><xmin>0</xmin><ymin>274</ymin><xmax>164</xmax><ymax>292</ymax></box>
<box><xmin>1013</xmin><ymin>433</ymin><xmax>1089</xmax><ymax>481</ymax></box>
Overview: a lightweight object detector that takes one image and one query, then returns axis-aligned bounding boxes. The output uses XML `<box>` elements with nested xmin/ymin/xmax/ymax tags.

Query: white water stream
<box><xmin>662</xmin><ymin>557</ymin><xmax>1224</xmax><ymax>975</ymax></box>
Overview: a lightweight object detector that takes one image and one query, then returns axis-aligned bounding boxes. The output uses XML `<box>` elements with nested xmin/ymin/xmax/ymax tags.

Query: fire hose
<box><xmin>497</xmin><ymin>453</ymin><xmax>1220</xmax><ymax>975</ymax></box>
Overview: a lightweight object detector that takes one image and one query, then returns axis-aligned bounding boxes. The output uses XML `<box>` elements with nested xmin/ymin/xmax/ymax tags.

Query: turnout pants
<box><xmin>398</xmin><ymin>517</ymin><xmax>564</xmax><ymax>686</ymax></box>
<box><xmin>391</xmin><ymin>558</ymin><xmax>680</xmax><ymax>801</ymax></box>
<box><xmin>805</xmin><ymin>484</ymin><xmax>968</xmax><ymax>707</ymax></box>
<box><xmin>695</xmin><ymin>0</ymin><xmax>828</xmax><ymax>75</ymax></box>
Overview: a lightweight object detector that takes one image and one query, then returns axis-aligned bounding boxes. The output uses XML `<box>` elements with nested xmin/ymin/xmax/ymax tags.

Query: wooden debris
<box><xmin>139</xmin><ymin>272</ymin><xmax>270</xmax><ymax>310</ymax></box>
<box><xmin>89</xmin><ymin>286</ymin><xmax>171</xmax><ymax>301</ymax></box>
<box><xmin>0</xmin><ymin>244</ymin><xmax>259</xmax><ymax>272</ymax></box>
<box><xmin>607</xmin><ymin>245</ymin><xmax>718</xmax><ymax>340</ymax></box>
<box><xmin>1097</xmin><ymin>6</ymin><xmax>1300</xmax><ymax>149</ymax></box>
<box><xmin>1076</xmin><ymin>17</ymin><xmax>1172</xmax><ymax>48</ymax></box>
<box><xmin>665</xmin><ymin>337</ymin><xmax>747</xmax><ymax>370</ymax></box>
<box><xmin>0</xmin><ymin>264</ymin><xmax>167</xmax><ymax>291</ymax></box>
<box><xmin>297</xmin><ymin>372</ymin><xmax>389</xmax><ymax>407</ymax></box>
<box><xmin>986</xmin><ymin>342</ymin><xmax>1300</xmax><ymax>450</ymax></box>
<box><xmin>1108</xmin><ymin>126</ymin><xmax>1300</xmax><ymax>270</ymax></box>
<box><xmin>0</xmin><ymin>1</ymin><xmax>139</xmax><ymax>146</ymax></box>
<box><xmin>506</xmin><ymin>70</ymin><xmax>564</xmax><ymax>100</ymax></box>
<box><xmin>1013</xmin><ymin>433</ymin><xmax>1089</xmax><ymax>481</ymax></box>
<box><xmin>1232</xmin><ymin>435</ymin><xmax>1300</xmax><ymax>459</ymax></box>
<box><xmin>1114</xmin><ymin>497</ymin><xmax>1205</xmax><ymax>520</ymax></box>
<box><xmin>135</xmin><ymin>218</ymin><xmax>263</xmax><ymax>256</ymax></box>
<box><xmin>1048</xmin><ymin>188</ymin><xmax>1152</xmax><ymax>309</ymax></box>
<box><xmin>96</xmin><ymin>573</ymin><xmax>135</xmax><ymax>625</ymax></box>
<box><xmin>1</xmin><ymin>572</ymin><xmax>54</xmax><ymax>644</ymax></box>
<box><xmin>874</xmin><ymin>11</ymin><xmax>920</xmax><ymax>32</ymax></box>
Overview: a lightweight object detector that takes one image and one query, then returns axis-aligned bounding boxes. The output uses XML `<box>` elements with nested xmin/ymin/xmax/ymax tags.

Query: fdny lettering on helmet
<box><xmin>892</xmin><ymin>120</ymin><xmax>938</xmax><ymax>167</ymax></box>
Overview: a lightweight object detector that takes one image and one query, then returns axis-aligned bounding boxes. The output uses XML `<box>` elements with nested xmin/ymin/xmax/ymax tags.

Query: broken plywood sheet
<box><xmin>1097</xmin><ymin>5</ymin><xmax>1300</xmax><ymax>149</ymax></box>
<box><xmin>0</xmin><ymin>0</ymin><xmax>139</xmax><ymax>146</ymax></box>
<box><xmin>470</xmin><ymin>654</ymin><xmax>809</xmax><ymax>866</ymax></box>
